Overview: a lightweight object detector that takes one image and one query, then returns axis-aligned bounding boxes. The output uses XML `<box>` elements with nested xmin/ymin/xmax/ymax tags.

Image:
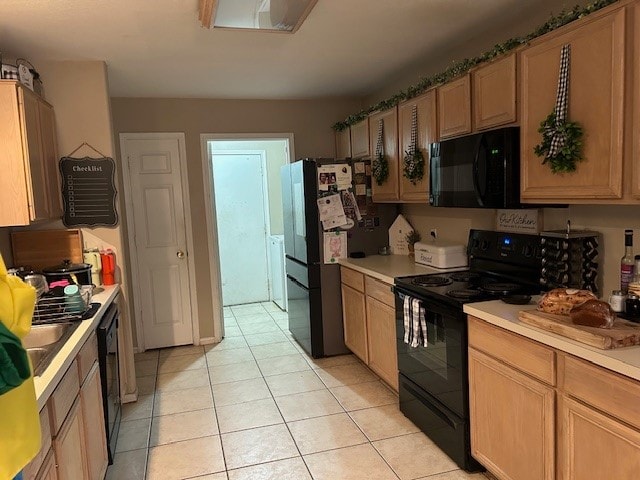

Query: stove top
<box><xmin>395</xmin><ymin>229</ymin><xmax>544</xmax><ymax>306</ymax></box>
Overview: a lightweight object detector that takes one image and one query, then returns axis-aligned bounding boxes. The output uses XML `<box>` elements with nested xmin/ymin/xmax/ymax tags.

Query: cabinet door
<box><xmin>438</xmin><ymin>75</ymin><xmax>472</xmax><ymax>139</ymax></box>
<box><xmin>398</xmin><ymin>90</ymin><xmax>437</xmax><ymax>202</ymax></box>
<box><xmin>350</xmin><ymin>119</ymin><xmax>370</xmax><ymax>158</ymax></box>
<box><xmin>473</xmin><ymin>53</ymin><xmax>517</xmax><ymax>130</ymax></box>
<box><xmin>633</xmin><ymin>4</ymin><xmax>640</xmax><ymax>199</ymax></box>
<box><xmin>53</xmin><ymin>400</ymin><xmax>88</xmax><ymax>480</ymax></box>
<box><xmin>559</xmin><ymin>395</ymin><xmax>640</xmax><ymax>480</ymax></box>
<box><xmin>38</xmin><ymin>101</ymin><xmax>62</xmax><ymax>218</ymax></box>
<box><xmin>369</xmin><ymin>108</ymin><xmax>399</xmax><ymax>202</ymax></box>
<box><xmin>36</xmin><ymin>450</ymin><xmax>58</xmax><ymax>480</ymax></box>
<box><xmin>469</xmin><ymin>348</ymin><xmax>555</xmax><ymax>480</ymax></box>
<box><xmin>365</xmin><ymin>296</ymin><xmax>398</xmax><ymax>391</ymax></box>
<box><xmin>335</xmin><ymin>128</ymin><xmax>351</xmax><ymax>159</ymax></box>
<box><xmin>19</xmin><ymin>88</ymin><xmax>50</xmax><ymax>220</ymax></box>
<box><xmin>80</xmin><ymin>362</ymin><xmax>108</xmax><ymax>480</ymax></box>
<box><xmin>341</xmin><ymin>283</ymin><xmax>368</xmax><ymax>362</ymax></box>
<box><xmin>520</xmin><ymin>8</ymin><xmax>625</xmax><ymax>201</ymax></box>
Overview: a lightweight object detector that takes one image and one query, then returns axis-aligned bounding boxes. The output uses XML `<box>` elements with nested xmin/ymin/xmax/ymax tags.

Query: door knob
<box><xmin>177</xmin><ymin>250</ymin><xmax>185</xmax><ymax>259</ymax></box>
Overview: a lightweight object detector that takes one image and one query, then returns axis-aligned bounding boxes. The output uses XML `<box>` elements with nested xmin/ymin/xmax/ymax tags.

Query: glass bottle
<box><xmin>620</xmin><ymin>230</ymin><xmax>634</xmax><ymax>294</ymax></box>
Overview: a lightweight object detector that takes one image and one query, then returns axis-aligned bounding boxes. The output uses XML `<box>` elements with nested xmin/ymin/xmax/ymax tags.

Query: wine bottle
<box><xmin>621</xmin><ymin>229</ymin><xmax>634</xmax><ymax>294</ymax></box>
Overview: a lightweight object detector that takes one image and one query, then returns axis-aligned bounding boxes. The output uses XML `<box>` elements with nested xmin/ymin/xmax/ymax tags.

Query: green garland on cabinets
<box><xmin>331</xmin><ymin>0</ymin><xmax>618</xmax><ymax>132</ymax></box>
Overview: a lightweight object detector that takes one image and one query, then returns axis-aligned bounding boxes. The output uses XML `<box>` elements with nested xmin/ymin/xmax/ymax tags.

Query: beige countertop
<box><xmin>464</xmin><ymin>299</ymin><xmax>640</xmax><ymax>382</ymax></box>
<box><xmin>338</xmin><ymin>255</ymin><xmax>462</xmax><ymax>284</ymax></box>
<box><xmin>34</xmin><ymin>285</ymin><xmax>120</xmax><ymax>409</ymax></box>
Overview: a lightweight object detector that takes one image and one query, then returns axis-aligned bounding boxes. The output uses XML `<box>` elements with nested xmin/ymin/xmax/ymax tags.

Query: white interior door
<box><xmin>212</xmin><ymin>151</ymin><xmax>270</xmax><ymax>306</ymax></box>
<box><xmin>123</xmin><ymin>136</ymin><xmax>194</xmax><ymax>349</ymax></box>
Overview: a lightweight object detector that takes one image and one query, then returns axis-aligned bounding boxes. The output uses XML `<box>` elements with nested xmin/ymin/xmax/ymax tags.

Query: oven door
<box><xmin>395</xmin><ymin>288</ymin><xmax>468</xmax><ymax>418</ymax></box>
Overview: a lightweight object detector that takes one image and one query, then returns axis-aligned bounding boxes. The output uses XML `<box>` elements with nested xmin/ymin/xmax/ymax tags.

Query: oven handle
<box><xmin>403</xmin><ymin>380</ymin><xmax>464</xmax><ymax>430</ymax></box>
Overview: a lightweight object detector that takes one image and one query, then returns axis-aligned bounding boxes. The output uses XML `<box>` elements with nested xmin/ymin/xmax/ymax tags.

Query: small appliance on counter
<box><xmin>83</xmin><ymin>248</ymin><xmax>102</xmax><ymax>286</ymax></box>
<box><xmin>414</xmin><ymin>240</ymin><xmax>468</xmax><ymax>269</ymax></box>
<box><xmin>539</xmin><ymin>227</ymin><xmax>600</xmax><ymax>294</ymax></box>
<box><xmin>42</xmin><ymin>259</ymin><xmax>93</xmax><ymax>286</ymax></box>
<box><xmin>100</xmin><ymin>250</ymin><xmax>116</xmax><ymax>286</ymax></box>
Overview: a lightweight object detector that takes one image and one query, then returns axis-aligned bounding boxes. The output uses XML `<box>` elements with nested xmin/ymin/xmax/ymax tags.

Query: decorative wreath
<box><xmin>372</xmin><ymin>152</ymin><xmax>389</xmax><ymax>186</ymax></box>
<box><xmin>533</xmin><ymin>44</ymin><xmax>583</xmax><ymax>174</ymax></box>
<box><xmin>403</xmin><ymin>149</ymin><xmax>425</xmax><ymax>184</ymax></box>
<box><xmin>534</xmin><ymin>113</ymin><xmax>583</xmax><ymax>173</ymax></box>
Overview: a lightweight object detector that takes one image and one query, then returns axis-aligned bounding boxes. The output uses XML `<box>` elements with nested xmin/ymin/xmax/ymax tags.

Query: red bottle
<box><xmin>100</xmin><ymin>250</ymin><xmax>116</xmax><ymax>286</ymax></box>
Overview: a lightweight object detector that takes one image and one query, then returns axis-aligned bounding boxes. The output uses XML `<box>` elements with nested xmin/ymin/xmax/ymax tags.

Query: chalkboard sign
<box><xmin>60</xmin><ymin>156</ymin><xmax>118</xmax><ymax>227</ymax></box>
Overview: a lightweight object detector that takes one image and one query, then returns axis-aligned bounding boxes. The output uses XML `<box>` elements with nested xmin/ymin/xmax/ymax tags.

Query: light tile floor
<box><xmin>108</xmin><ymin>302</ymin><xmax>488</xmax><ymax>480</ymax></box>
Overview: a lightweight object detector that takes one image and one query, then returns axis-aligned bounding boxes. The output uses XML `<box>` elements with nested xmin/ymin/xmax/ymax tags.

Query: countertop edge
<box><xmin>34</xmin><ymin>285</ymin><xmax>120</xmax><ymax>410</ymax></box>
<box><xmin>337</xmin><ymin>258</ymin><xmax>395</xmax><ymax>284</ymax></box>
<box><xmin>464</xmin><ymin>300</ymin><xmax>640</xmax><ymax>383</ymax></box>
<box><xmin>338</xmin><ymin>255</ymin><xmax>458</xmax><ymax>285</ymax></box>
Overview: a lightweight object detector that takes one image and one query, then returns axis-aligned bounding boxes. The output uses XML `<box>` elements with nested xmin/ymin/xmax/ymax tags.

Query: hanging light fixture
<box><xmin>199</xmin><ymin>0</ymin><xmax>317</xmax><ymax>33</ymax></box>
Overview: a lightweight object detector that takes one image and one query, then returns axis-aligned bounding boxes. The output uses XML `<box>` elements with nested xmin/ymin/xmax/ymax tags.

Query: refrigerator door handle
<box><xmin>287</xmin><ymin>274</ymin><xmax>308</xmax><ymax>290</ymax></box>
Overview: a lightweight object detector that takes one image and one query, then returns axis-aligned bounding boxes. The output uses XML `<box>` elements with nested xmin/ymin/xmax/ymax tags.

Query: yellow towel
<box><xmin>0</xmin><ymin>254</ymin><xmax>40</xmax><ymax>480</ymax></box>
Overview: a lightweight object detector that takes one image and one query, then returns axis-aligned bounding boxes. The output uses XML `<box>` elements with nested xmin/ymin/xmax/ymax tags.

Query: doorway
<box><xmin>201</xmin><ymin>135</ymin><xmax>293</xmax><ymax>319</ymax></box>
<box><xmin>120</xmin><ymin>133</ymin><xmax>199</xmax><ymax>350</ymax></box>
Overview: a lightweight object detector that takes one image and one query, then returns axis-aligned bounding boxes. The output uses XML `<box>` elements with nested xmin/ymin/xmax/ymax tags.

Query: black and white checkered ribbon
<box><xmin>410</xmin><ymin>105</ymin><xmax>418</xmax><ymax>155</ymax></box>
<box><xmin>546</xmin><ymin>44</ymin><xmax>571</xmax><ymax>159</ymax></box>
<box><xmin>375</xmin><ymin>119</ymin><xmax>384</xmax><ymax>157</ymax></box>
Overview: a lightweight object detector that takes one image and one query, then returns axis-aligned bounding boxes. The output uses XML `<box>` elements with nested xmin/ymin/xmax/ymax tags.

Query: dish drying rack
<box><xmin>33</xmin><ymin>288</ymin><xmax>92</xmax><ymax>324</ymax></box>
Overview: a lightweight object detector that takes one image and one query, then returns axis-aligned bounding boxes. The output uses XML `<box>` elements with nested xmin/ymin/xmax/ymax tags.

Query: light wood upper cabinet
<box><xmin>0</xmin><ymin>81</ymin><xmax>61</xmax><ymax>226</ymax></box>
<box><xmin>472</xmin><ymin>53</ymin><xmax>517</xmax><ymax>130</ymax></box>
<box><xmin>520</xmin><ymin>8</ymin><xmax>625</xmax><ymax>202</ymax></box>
<box><xmin>438</xmin><ymin>74</ymin><xmax>472</xmax><ymax>139</ymax></box>
<box><xmin>369</xmin><ymin>108</ymin><xmax>399</xmax><ymax>202</ymax></box>
<box><xmin>350</xmin><ymin>119</ymin><xmax>370</xmax><ymax>158</ymax></box>
<box><xmin>398</xmin><ymin>90</ymin><xmax>437</xmax><ymax>202</ymax></box>
<box><xmin>335</xmin><ymin>128</ymin><xmax>351</xmax><ymax>159</ymax></box>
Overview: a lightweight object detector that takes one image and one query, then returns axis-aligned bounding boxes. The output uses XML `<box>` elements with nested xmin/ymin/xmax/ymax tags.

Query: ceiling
<box><xmin>0</xmin><ymin>0</ymin><xmax>587</xmax><ymax>99</ymax></box>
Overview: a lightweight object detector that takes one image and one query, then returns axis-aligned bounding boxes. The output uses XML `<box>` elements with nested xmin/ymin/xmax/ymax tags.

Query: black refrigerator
<box><xmin>281</xmin><ymin>158</ymin><xmax>397</xmax><ymax>358</ymax></box>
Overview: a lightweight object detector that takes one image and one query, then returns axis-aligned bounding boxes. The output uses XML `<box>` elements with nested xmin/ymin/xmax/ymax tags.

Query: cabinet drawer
<box><xmin>468</xmin><ymin>316</ymin><xmax>555</xmax><ymax>386</ymax></box>
<box><xmin>341</xmin><ymin>267</ymin><xmax>364</xmax><ymax>292</ymax></box>
<box><xmin>561</xmin><ymin>354</ymin><xmax>640</xmax><ymax>431</ymax></box>
<box><xmin>49</xmin><ymin>359</ymin><xmax>80</xmax><ymax>434</ymax></box>
<box><xmin>365</xmin><ymin>276</ymin><xmax>394</xmax><ymax>307</ymax></box>
<box><xmin>77</xmin><ymin>333</ymin><xmax>98</xmax><ymax>385</ymax></box>
<box><xmin>22</xmin><ymin>407</ymin><xmax>52</xmax><ymax>480</ymax></box>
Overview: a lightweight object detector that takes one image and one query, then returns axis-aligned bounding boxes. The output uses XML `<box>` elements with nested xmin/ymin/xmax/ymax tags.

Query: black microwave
<box><xmin>429</xmin><ymin>126</ymin><xmax>520</xmax><ymax>208</ymax></box>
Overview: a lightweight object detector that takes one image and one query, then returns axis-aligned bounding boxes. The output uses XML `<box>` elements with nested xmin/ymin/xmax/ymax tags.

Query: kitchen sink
<box><xmin>23</xmin><ymin>322</ymin><xmax>80</xmax><ymax>376</ymax></box>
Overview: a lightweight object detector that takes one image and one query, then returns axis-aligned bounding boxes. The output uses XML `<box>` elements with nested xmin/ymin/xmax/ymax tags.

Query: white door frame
<box><xmin>120</xmin><ymin>132</ymin><xmax>200</xmax><ymax>351</ymax></box>
<box><xmin>200</xmin><ymin>133</ymin><xmax>295</xmax><ymax>341</ymax></box>
<box><xmin>211</xmin><ymin>149</ymin><xmax>272</xmax><ymax>305</ymax></box>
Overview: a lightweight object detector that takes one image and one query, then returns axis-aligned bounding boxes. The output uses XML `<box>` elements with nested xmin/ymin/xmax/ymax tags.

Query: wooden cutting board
<box><xmin>11</xmin><ymin>229</ymin><xmax>84</xmax><ymax>271</ymax></box>
<box><xmin>519</xmin><ymin>309</ymin><xmax>640</xmax><ymax>350</ymax></box>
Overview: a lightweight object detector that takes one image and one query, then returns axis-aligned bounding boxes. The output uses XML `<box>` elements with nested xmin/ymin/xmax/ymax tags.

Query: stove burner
<box><xmin>449</xmin><ymin>272</ymin><xmax>480</xmax><ymax>283</ymax></box>
<box><xmin>447</xmin><ymin>289</ymin><xmax>485</xmax><ymax>300</ymax></box>
<box><xmin>412</xmin><ymin>276</ymin><xmax>453</xmax><ymax>287</ymax></box>
<box><xmin>481</xmin><ymin>282</ymin><xmax>521</xmax><ymax>294</ymax></box>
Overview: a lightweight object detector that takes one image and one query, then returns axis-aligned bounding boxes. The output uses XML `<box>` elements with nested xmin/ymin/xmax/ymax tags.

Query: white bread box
<box><xmin>414</xmin><ymin>240</ymin><xmax>468</xmax><ymax>269</ymax></box>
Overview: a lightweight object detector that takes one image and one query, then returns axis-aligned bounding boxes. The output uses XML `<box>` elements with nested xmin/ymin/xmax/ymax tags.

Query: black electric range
<box><xmin>393</xmin><ymin>229</ymin><xmax>543</xmax><ymax>472</ymax></box>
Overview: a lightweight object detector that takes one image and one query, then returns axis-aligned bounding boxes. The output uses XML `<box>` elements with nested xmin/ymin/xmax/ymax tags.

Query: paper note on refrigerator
<box><xmin>317</xmin><ymin>193</ymin><xmax>348</xmax><ymax>230</ymax></box>
<box><xmin>318</xmin><ymin>164</ymin><xmax>352</xmax><ymax>191</ymax></box>
<box><xmin>324</xmin><ymin>231</ymin><xmax>347</xmax><ymax>264</ymax></box>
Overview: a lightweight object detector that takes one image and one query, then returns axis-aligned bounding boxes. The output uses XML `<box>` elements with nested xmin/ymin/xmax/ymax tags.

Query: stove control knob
<box><xmin>523</xmin><ymin>245</ymin><xmax>534</xmax><ymax>258</ymax></box>
<box><xmin>480</xmin><ymin>240</ymin><xmax>489</xmax><ymax>251</ymax></box>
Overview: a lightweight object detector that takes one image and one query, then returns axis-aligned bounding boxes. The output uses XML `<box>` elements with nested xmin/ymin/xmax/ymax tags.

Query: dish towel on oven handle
<box><xmin>403</xmin><ymin>295</ymin><xmax>428</xmax><ymax>348</ymax></box>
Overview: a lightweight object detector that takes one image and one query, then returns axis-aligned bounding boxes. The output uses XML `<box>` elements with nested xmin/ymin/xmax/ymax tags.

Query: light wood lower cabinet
<box><xmin>341</xmin><ymin>283</ymin><xmax>368</xmax><ymax>363</ymax></box>
<box><xmin>341</xmin><ymin>266</ymin><xmax>398</xmax><ymax>391</ymax></box>
<box><xmin>469</xmin><ymin>348</ymin><xmax>555</xmax><ymax>480</ymax></box>
<box><xmin>80</xmin><ymin>362</ymin><xmax>109</xmax><ymax>480</ymax></box>
<box><xmin>469</xmin><ymin>315</ymin><xmax>640</xmax><ymax>480</ymax></box>
<box><xmin>558</xmin><ymin>394</ymin><xmax>640</xmax><ymax>479</ymax></box>
<box><xmin>365</xmin><ymin>296</ymin><xmax>398</xmax><ymax>390</ymax></box>
<box><xmin>36</xmin><ymin>450</ymin><xmax>58</xmax><ymax>480</ymax></box>
<box><xmin>53</xmin><ymin>399</ymin><xmax>87</xmax><ymax>480</ymax></box>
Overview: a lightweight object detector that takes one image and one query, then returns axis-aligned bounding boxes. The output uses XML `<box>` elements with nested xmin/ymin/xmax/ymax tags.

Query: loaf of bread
<box><xmin>537</xmin><ymin>288</ymin><xmax>597</xmax><ymax>315</ymax></box>
<box><xmin>569</xmin><ymin>299</ymin><xmax>615</xmax><ymax>329</ymax></box>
